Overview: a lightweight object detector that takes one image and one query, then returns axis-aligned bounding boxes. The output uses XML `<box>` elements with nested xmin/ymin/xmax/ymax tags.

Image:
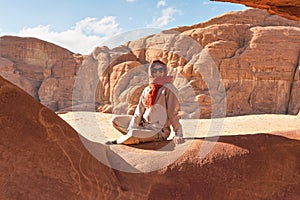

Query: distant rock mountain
<box><xmin>212</xmin><ymin>0</ymin><xmax>300</xmax><ymax>21</ymax></box>
<box><xmin>1</xmin><ymin>75</ymin><xmax>300</xmax><ymax>199</ymax></box>
<box><xmin>0</xmin><ymin>9</ymin><xmax>300</xmax><ymax>117</ymax></box>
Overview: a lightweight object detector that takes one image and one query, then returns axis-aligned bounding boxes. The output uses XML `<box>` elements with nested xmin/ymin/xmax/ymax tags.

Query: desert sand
<box><xmin>57</xmin><ymin>111</ymin><xmax>300</xmax><ymax>173</ymax></box>
<box><xmin>58</xmin><ymin>111</ymin><xmax>300</xmax><ymax>143</ymax></box>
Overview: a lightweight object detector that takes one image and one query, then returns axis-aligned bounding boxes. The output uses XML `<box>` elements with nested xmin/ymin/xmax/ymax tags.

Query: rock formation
<box><xmin>86</xmin><ymin>9</ymin><xmax>300</xmax><ymax>118</ymax></box>
<box><xmin>0</xmin><ymin>36</ymin><xmax>83</xmax><ymax>111</ymax></box>
<box><xmin>0</xmin><ymin>9</ymin><xmax>300</xmax><ymax>118</ymax></box>
<box><xmin>212</xmin><ymin>0</ymin><xmax>300</xmax><ymax>21</ymax></box>
<box><xmin>1</xmin><ymin>75</ymin><xmax>300</xmax><ymax>199</ymax></box>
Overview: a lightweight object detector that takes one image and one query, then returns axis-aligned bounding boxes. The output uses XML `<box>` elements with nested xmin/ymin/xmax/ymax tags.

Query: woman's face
<box><xmin>151</xmin><ymin>65</ymin><xmax>165</xmax><ymax>78</ymax></box>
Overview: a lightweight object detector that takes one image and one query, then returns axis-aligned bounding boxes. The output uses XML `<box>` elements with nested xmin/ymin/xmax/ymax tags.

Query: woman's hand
<box><xmin>173</xmin><ymin>136</ymin><xmax>184</xmax><ymax>145</ymax></box>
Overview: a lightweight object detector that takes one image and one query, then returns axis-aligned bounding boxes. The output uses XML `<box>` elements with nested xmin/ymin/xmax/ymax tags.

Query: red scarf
<box><xmin>145</xmin><ymin>76</ymin><xmax>173</xmax><ymax>107</ymax></box>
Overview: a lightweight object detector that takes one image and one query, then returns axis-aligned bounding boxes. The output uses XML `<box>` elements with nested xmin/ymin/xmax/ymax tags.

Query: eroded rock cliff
<box><xmin>0</xmin><ymin>9</ymin><xmax>299</xmax><ymax>117</ymax></box>
<box><xmin>86</xmin><ymin>9</ymin><xmax>300</xmax><ymax>117</ymax></box>
<box><xmin>0</xmin><ymin>36</ymin><xmax>83</xmax><ymax>110</ymax></box>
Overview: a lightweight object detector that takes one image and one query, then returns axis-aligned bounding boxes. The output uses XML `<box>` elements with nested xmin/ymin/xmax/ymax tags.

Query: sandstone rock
<box><xmin>0</xmin><ymin>35</ymin><xmax>83</xmax><ymax>111</ymax></box>
<box><xmin>110</xmin><ymin>63</ymin><xmax>148</xmax><ymax>114</ymax></box>
<box><xmin>288</xmin><ymin>57</ymin><xmax>300</xmax><ymax>114</ymax></box>
<box><xmin>98</xmin><ymin>104</ymin><xmax>113</xmax><ymax>113</ymax></box>
<box><xmin>212</xmin><ymin>0</ymin><xmax>300</xmax><ymax>21</ymax></box>
<box><xmin>109</xmin><ymin>61</ymin><xmax>144</xmax><ymax>102</ymax></box>
<box><xmin>0</xmin><ymin>56</ymin><xmax>36</xmax><ymax>97</ymax></box>
<box><xmin>0</xmin><ymin>72</ymin><xmax>36</xmax><ymax>98</ymax></box>
<box><xmin>175</xmin><ymin>10</ymin><xmax>300</xmax><ymax>117</ymax></box>
<box><xmin>38</xmin><ymin>77</ymin><xmax>59</xmax><ymax>110</ymax></box>
<box><xmin>0</xmin><ymin>75</ymin><xmax>118</xmax><ymax>199</ymax></box>
<box><xmin>172</xmin><ymin>8</ymin><xmax>300</xmax><ymax>33</ymax></box>
<box><xmin>1</xmin><ymin>75</ymin><xmax>300</xmax><ymax>199</ymax></box>
<box><xmin>0</xmin><ymin>57</ymin><xmax>15</xmax><ymax>73</ymax></box>
<box><xmin>87</xmin><ymin>9</ymin><xmax>300</xmax><ymax>118</ymax></box>
<box><xmin>1</xmin><ymin>9</ymin><xmax>300</xmax><ymax>117</ymax></box>
<box><xmin>88</xmin><ymin>46</ymin><xmax>138</xmax><ymax>105</ymax></box>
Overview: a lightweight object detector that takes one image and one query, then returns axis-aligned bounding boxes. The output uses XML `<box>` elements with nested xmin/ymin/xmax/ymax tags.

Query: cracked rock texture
<box><xmin>1</xmin><ymin>75</ymin><xmax>300</xmax><ymax>199</ymax></box>
<box><xmin>0</xmin><ymin>9</ymin><xmax>300</xmax><ymax>118</ymax></box>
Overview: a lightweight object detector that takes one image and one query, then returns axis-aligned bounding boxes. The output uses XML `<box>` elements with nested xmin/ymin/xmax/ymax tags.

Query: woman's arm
<box><xmin>165</xmin><ymin>84</ymin><xmax>183</xmax><ymax>138</ymax></box>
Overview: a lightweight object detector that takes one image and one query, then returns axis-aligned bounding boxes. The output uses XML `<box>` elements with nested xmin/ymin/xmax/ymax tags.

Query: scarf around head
<box><xmin>144</xmin><ymin>76</ymin><xmax>174</xmax><ymax>107</ymax></box>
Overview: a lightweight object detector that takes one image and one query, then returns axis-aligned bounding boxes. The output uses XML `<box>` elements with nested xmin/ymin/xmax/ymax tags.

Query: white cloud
<box><xmin>147</xmin><ymin>7</ymin><xmax>182</xmax><ymax>28</ymax></box>
<box><xmin>126</xmin><ymin>0</ymin><xmax>136</xmax><ymax>2</ymax></box>
<box><xmin>14</xmin><ymin>16</ymin><xmax>122</xmax><ymax>54</ymax></box>
<box><xmin>75</xmin><ymin>16</ymin><xmax>121</xmax><ymax>36</ymax></box>
<box><xmin>202</xmin><ymin>1</ymin><xmax>210</xmax><ymax>5</ymax></box>
<box><xmin>157</xmin><ymin>0</ymin><xmax>167</xmax><ymax>8</ymax></box>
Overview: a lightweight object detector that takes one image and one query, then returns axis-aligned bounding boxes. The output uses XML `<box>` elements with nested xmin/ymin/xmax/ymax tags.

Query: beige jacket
<box><xmin>128</xmin><ymin>83</ymin><xmax>183</xmax><ymax>138</ymax></box>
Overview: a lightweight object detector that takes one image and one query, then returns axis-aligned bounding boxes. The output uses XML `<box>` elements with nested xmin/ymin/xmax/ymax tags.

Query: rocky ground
<box><xmin>58</xmin><ymin>111</ymin><xmax>300</xmax><ymax>174</ymax></box>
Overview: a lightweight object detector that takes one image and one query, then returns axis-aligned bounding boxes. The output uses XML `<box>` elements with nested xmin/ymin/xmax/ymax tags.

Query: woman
<box><xmin>109</xmin><ymin>60</ymin><xmax>184</xmax><ymax>145</ymax></box>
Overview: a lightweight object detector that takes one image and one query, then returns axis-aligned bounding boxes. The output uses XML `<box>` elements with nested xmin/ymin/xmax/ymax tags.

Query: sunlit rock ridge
<box><xmin>0</xmin><ymin>9</ymin><xmax>299</xmax><ymax>118</ymax></box>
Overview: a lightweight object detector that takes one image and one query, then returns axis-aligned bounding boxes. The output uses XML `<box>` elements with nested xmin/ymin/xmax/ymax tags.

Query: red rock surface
<box><xmin>212</xmin><ymin>0</ymin><xmax>300</xmax><ymax>21</ymax></box>
<box><xmin>1</xmin><ymin>75</ymin><xmax>300</xmax><ymax>199</ymax></box>
<box><xmin>0</xmin><ymin>75</ymin><xmax>118</xmax><ymax>199</ymax></box>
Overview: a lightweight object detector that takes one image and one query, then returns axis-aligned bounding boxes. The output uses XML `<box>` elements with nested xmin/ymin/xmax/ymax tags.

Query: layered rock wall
<box><xmin>0</xmin><ymin>36</ymin><xmax>83</xmax><ymax>110</ymax></box>
<box><xmin>88</xmin><ymin>9</ymin><xmax>300</xmax><ymax>117</ymax></box>
<box><xmin>0</xmin><ymin>9</ymin><xmax>300</xmax><ymax>117</ymax></box>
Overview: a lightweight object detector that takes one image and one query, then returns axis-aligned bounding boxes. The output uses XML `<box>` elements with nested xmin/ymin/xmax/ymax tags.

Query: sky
<box><xmin>0</xmin><ymin>0</ymin><xmax>247</xmax><ymax>54</ymax></box>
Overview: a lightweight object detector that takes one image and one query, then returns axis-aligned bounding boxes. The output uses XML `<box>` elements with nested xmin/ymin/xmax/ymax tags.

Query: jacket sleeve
<box><xmin>128</xmin><ymin>88</ymin><xmax>147</xmax><ymax>130</ymax></box>
<box><xmin>165</xmin><ymin>84</ymin><xmax>183</xmax><ymax>137</ymax></box>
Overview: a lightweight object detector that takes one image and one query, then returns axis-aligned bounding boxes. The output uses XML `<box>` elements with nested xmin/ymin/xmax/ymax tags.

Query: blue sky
<box><xmin>0</xmin><ymin>0</ymin><xmax>247</xmax><ymax>54</ymax></box>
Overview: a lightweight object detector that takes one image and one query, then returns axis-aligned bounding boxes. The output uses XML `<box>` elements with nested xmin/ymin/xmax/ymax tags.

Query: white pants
<box><xmin>112</xmin><ymin>115</ymin><xmax>166</xmax><ymax>144</ymax></box>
